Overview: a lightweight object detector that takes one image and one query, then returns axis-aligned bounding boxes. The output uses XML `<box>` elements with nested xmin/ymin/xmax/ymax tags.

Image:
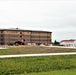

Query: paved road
<box><xmin>0</xmin><ymin>52</ymin><xmax>76</xmax><ymax>59</ymax></box>
<box><xmin>0</xmin><ymin>47</ymin><xmax>7</xmax><ymax>49</ymax></box>
<box><xmin>44</xmin><ymin>46</ymin><xmax>76</xmax><ymax>49</ymax></box>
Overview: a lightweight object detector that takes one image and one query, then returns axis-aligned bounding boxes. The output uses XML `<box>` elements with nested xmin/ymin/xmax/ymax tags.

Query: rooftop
<box><xmin>0</xmin><ymin>28</ymin><xmax>52</xmax><ymax>33</ymax></box>
<box><xmin>61</xmin><ymin>39</ymin><xmax>76</xmax><ymax>42</ymax></box>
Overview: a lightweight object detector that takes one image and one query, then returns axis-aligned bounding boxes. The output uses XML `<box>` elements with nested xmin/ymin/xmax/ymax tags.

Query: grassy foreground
<box><xmin>15</xmin><ymin>69</ymin><xmax>76</xmax><ymax>75</ymax></box>
<box><xmin>0</xmin><ymin>55</ymin><xmax>76</xmax><ymax>75</ymax></box>
<box><xmin>0</xmin><ymin>46</ymin><xmax>76</xmax><ymax>55</ymax></box>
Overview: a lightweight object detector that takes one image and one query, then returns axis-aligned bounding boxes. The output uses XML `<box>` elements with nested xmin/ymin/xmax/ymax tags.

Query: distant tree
<box><xmin>54</xmin><ymin>40</ymin><xmax>60</xmax><ymax>46</ymax></box>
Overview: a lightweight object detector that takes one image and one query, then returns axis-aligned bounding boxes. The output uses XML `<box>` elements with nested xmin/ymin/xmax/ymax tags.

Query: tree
<box><xmin>54</xmin><ymin>40</ymin><xmax>60</xmax><ymax>46</ymax></box>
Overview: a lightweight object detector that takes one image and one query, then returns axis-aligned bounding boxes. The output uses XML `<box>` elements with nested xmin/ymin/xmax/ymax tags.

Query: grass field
<box><xmin>0</xmin><ymin>46</ymin><xmax>76</xmax><ymax>55</ymax></box>
<box><xmin>15</xmin><ymin>70</ymin><xmax>76</xmax><ymax>75</ymax></box>
<box><xmin>0</xmin><ymin>55</ymin><xmax>76</xmax><ymax>75</ymax></box>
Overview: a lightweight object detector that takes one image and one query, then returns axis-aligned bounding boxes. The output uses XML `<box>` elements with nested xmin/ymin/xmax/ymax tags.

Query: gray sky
<box><xmin>0</xmin><ymin>0</ymin><xmax>76</xmax><ymax>42</ymax></box>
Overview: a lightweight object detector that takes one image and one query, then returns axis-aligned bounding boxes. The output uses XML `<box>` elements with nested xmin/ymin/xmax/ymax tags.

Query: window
<box><xmin>20</xmin><ymin>32</ymin><xmax>22</xmax><ymax>34</ymax></box>
<box><xmin>1</xmin><ymin>43</ymin><xmax>3</xmax><ymax>45</ymax></box>
<box><xmin>1</xmin><ymin>39</ymin><xmax>3</xmax><ymax>41</ymax></box>
<box><xmin>10</xmin><ymin>31</ymin><xmax>18</xmax><ymax>33</ymax></box>
<box><xmin>1</xmin><ymin>35</ymin><xmax>3</xmax><ymax>37</ymax></box>
<box><xmin>1</xmin><ymin>31</ymin><xmax>3</xmax><ymax>33</ymax></box>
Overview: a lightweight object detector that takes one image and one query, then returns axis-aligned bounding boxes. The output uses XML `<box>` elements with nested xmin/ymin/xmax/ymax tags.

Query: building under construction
<box><xmin>0</xmin><ymin>28</ymin><xmax>52</xmax><ymax>45</ymax></box>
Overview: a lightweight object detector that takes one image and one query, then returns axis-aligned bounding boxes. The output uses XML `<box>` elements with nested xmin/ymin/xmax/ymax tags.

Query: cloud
<box><xmin>0</xmin><ymin>1</ymin><xmax>76</xmax><ymax>41</ymax></box>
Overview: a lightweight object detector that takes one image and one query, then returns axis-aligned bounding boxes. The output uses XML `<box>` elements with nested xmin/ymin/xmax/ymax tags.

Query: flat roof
<box><xmin>0</xmin><ymin>28</ymin><xmax>52</xmax><ymax>33</ymax></box>
<box><xmin>61</xmin><ymin>39</ymin><xmax>75</xmax><ymax>42</ymax></box>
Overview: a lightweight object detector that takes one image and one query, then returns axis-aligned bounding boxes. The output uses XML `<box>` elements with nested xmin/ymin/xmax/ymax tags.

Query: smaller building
<box><xmin>60</xmin><ymin>39</ymin><xmax>76</xmax><ymax>47</ymax></box>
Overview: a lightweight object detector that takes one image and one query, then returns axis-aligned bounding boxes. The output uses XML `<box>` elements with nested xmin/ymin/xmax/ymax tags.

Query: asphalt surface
<box><xmin>0</xmin><ymin>52</ymin><xmax>76</xmax><ymax>59</ymax></box>
<box><xmin>45</xmin><ymin>46</ymin><xmax>76</xmax><ymax>49</ymax></box>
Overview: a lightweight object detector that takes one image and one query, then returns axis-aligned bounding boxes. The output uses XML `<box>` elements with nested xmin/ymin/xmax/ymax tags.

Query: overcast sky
<box><xmin>0</xmin><ymin>0</ymin><xmax>76</xmax><ymax>42</ymax></box>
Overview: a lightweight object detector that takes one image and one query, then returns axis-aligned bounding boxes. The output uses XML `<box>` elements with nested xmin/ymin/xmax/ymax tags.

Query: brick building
<box><xmin>0</xmin><ymin>28</ymin><xmax>52</xmax><ymax>45</ymax></box>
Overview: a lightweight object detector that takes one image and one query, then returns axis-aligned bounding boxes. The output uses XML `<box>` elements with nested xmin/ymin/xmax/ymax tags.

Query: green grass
<box><xmin>0</xmin><ymin>55</ymin><xmax>76</xmax><ymax>75</ymax></box>
<box><xmin>15</xmin><ymin>69</ymin><xmax>76</xmax><ymax>75</ymax></box>
<box><xmin>0</xmin><ymin>46</ymin><xmax>76</xmax><ymax>55</ymax></box>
